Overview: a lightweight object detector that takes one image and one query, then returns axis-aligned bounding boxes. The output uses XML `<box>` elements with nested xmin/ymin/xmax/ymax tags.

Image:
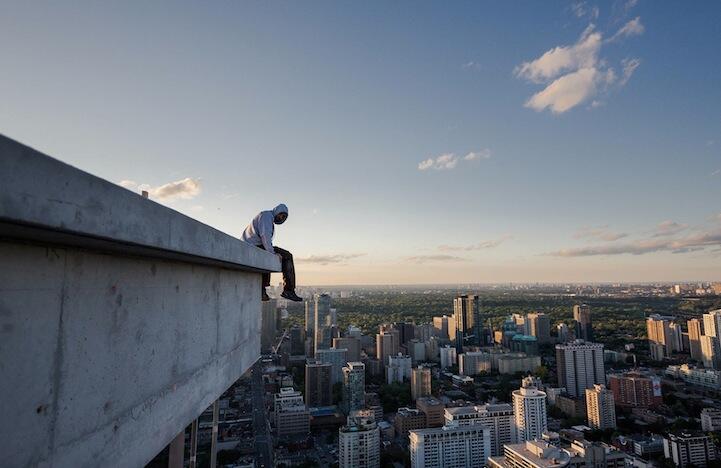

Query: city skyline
<box><xmin>2</xmin><ymin>1</ymin><xmax>721</xmax><ymax>284</ymax></box>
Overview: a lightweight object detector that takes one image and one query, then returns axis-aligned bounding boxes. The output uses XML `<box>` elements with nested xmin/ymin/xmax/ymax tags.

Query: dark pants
<box><xmin>258</xmin><ymin>245</ymin><xmax>296</xmax><ymax>292</ymax></box>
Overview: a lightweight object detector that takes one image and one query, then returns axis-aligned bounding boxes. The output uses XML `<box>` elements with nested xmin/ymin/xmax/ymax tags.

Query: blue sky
<box><xmin>2</xmin><ymin>1</ymin><xmax>720</xmax><ymax>284</ymax></box>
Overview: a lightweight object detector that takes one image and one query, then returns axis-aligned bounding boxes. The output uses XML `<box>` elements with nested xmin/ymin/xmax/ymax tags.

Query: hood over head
<box><xmin>272</xmin><ymin>204</ymin><xmax>288</xmax><ymax>223</ymax></box>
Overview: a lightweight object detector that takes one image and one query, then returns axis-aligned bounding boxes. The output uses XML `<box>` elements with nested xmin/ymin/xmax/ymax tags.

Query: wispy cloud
<box><xmin>549</xmin><ymin>228</ymin><xmax>721</xmax><ymax>257</ymax></box>
<box><xmin>711</xmin><ymin>169</ymin><xmax>720</xmax><ymax>177</ymax></box>
<box><xmin>438</xmin><ymin>235</ymin><xmax>513</xmax><ymax>251</ymax></box>
<box><xmin>570</xmin><ymin>2</ymin><xmax>599</xmax><ymax>20</ymax></box>
<box><xmin>651</xmin><ymin>220</ymin><xmax>688</xmax><ymax>237</ymax></box>
<box><xmin>406</xmin><ymin>255</ymin><xmax>468</xmax><ymax>263</ymax></box>
<box><xmin>461</xmin><ymin>61</ymin><xmax>482</xmax><ymax>71</ymax></box>
<box><xmin>418</xmin><ymin>153</ymin><xmax>458</xmax><ymax>171</ymax></box>
<box><xmin>296</xmin><ymin>254</ymin><xmax>365</xmax><ymax>265</ymax></box>
<box><xmin>119</xmin><ymin>177</ymin><xmax>202</xmax><ymax>201</ymax></box>
<box><xmin>609</xmin><ymin>17</ymin><xmax>644</xmax><ymax>42</ymax></box>
<box><xmin>464</xmin><ymin>149</ymin><xmax>492</xmax><ymax>161</ymax></box>
<box><xmin>418</xmin><ymin>149</ymin><xmax>491</xmax><ymax>171</ymax></box>
<box><xmin>574</xmin><ymin>226</ymin><xmax>628</xmax><ymax>241</ymax></box>
<box><xmin>515</xmin><ymin>19</ymin><xmax>643</xmax><ymax>114</ymax></box>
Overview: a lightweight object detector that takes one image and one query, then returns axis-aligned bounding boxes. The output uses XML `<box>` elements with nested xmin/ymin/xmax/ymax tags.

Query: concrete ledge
<box><xmin>0</xmin><ymin>134</ymin><xmax>280</xmax><ymax>273</ymax></box>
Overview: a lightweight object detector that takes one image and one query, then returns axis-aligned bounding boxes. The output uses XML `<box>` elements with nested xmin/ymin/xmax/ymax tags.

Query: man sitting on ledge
<box><xmin>241</xmin><ymin>203</ymin><xmax>302</xmax><ymax>302</ymax></box>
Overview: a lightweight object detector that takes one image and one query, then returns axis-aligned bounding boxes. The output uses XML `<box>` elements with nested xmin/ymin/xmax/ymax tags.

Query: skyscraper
<box><xmin>314</xmin><ymin>293</ymin><xmax>333</xmax><ymax>353</ymax></box>
<box><xmin>274</xmin><ymin>387</ymin><xmax>310</xmax><ymax>438</ymax></box>
<box><xmin>454</xmin><ymin>294</ymin><xmax>481</xmax><ymax>352</ymax></box>
<box><xmin>444</xmin><ymin>403</ymin><xmax>516</xmax><ymax>457</ymax></box>
<box><xmin>410</xmin><ymin>424</ymin><xmax>491</xmax><ymax>468</ymax></box>
<box><xmin>433</xmin><ymin>315</ymin><xmax>456</xmax><ymax>342</ymax></box>
<box><xmin>316</xmin><ymin>348</ymin><xmax>348</xmax><ymax>385</ymax></box>
<box><xmin>647</xmin><ymin>314</ymin><xmax>676</xmax><ymax>358</ymax></box>
<box><xmin>526</xmin><ymin>312</ymin><xmax>551</xmax><ymax>344</ymax></box>
<box><xmin>343</xmin><ymin>362</ymin><xmax>366</xmax><ymax>413</ymax></box>
<box><xmin>439</xmin><ymin>345</ymin><xmax>457</xmax><ymax>369</ymax></box>
<box><xmin>512</xmin><ymin>376</ymin><xmax>548</xmax><ymax>442</ymax></box>
<box><xmin>555</xmin><ymin>340</ymin><xmax>605</xmax><ymax>398</ymax></box>
<box><xmin>586</xmin><ymin>384</ymin><xmax>617</xmax><ymax>430</ymax></box>
<box><xmin>333</xmin><ymin>337</ymin><xmax>361</xmax><ymax>362</ymax></box>
<box><xmin>261</xmin><ymin>299</ymin><xmax>278</xmax><ymax>353</ymax></box>
<box><xmin>703</xmin><ymin>310</ymin><xmax>721</xmax><ymax>337</ymax></box>
<box><xmin>688</xmin><ymin>318</ymin><xmax>704</xmax><ymax>362</ymax></box>
<box><xmin>700</xmin><ymin>335</ymin><xmax>721</xmax><ymax>370</ymax></box>
<box><xmin>305</xmin><ymin>360</ymin><xmax>332</xmax><ymax>408</ymax></box>
<box><xmin>339</xmin><ymin>416</ymin><xmax>380</xmax><ymax>468</ymax></box>
<box><xmin>573</xmin><ymin>304</ymin><xmax>593</xmax><ymax>342</ymax></box>
<box><xmin>376</xmin><ymin>332</ymin><xmax>395</xmax><ymax>366</ymax></box>
<box><xmin>411</xmin><ymin>367</ymin><xmax>431</xmax><ymax>401</ymax></box>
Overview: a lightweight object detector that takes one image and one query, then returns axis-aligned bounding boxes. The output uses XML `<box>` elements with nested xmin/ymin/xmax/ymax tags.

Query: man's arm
<box><xmin>258</xmin><ymin>212</ymin><xmax>275</xmax><ymax>253</ymax></box>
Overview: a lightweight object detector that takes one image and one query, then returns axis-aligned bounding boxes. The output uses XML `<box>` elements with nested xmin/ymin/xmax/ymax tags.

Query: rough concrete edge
<box><xmin>0</xmin><ymin>134</ymin><xmax>280</xmax><ymax>273</ymax></box>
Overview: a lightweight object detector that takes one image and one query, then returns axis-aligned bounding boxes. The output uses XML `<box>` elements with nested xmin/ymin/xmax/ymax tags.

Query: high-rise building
<box><xmin>305</xmin><ymin>300</ymin><xmax>314</xmax><ymax>341</ymax></box>
<box><xmin>393</xmin><ymin>322</ymin><xmax>416</xmax><ymax>346</ymax></box>
<box><xmin>289</xmin><ymin>325</ymin><xmax>305</xmax><ymax>356</ymax></box>
<box><xmin>433</xmin><ymin>315</ymin><xmax>457</xmax><ymax>342</ymax></box>
<box><xmin>407</xmin><ymin>339</ymin><xmax>427</xmax><ymax>364</ymax></box>
<box><xmin>376</xmin><ymin>332</ymin><xmax>396</xmax><ymax>366</ymax></box>
<box><xmin>425</xmin><ymin>337</ymin><xmax>440</xmax><ymax>363</ymax></box>
<box><xmin>386</xmin><ymin>353</ymin><xmax>412</xmax><ymax>384</ymax></box>
<box><xmin>700</xmin><ymin>335</ymin><xmax>721</xmax><ymax>370</ymax></box>
<box><xmin>274</xmin><ymin>387</ymin><xmax>310</xmax><ymax>438</ymax></box>
<box><xmin>338</xmin><ymin>416</ymin><xmax>380</xmax><ymax>468</ymax></box>
<box><xmin>702</xmin><ymin>310</ymin><xmax>721</xmax><ymax>337</ymax></box>
<box><xmin>416</xmin><ymin>397</ymin><xmax>445</xmax><ymax>428</ymax></box>
<box><xmin>488</xmin><ymin>440</ymin><xmax>572</xmax><ymax>468</ymax></box>
<box><xmin>459</xmin><ymin>351</ymin><xmax>492</xmax><ymax>376</ymax></box>
<box><xmin>557</xmin><ymin>323</ymin><xmax>570</xmax><ymax>343</ymax></box>
<box><xmin>394</xmin><ymin>407</ymin><xmax>427</xmax><ymax>436</ymax></box>
<box><xmin>700</xmin><ymin>408</ymin><xmax>721</xmax><ymax>431</ymax></box>
<box><xmin>316</xmin><ymin>348</ymin><xmax>348</xmax><ymax>385</ymax></box>
<box><xmin>526</xmin><ymin>312</ymin><xmax>551</xmax><ymax>344</ymax></box>
<box><xmin>607</xmin><ymin>372</ymin><xmax>662</xmax><ymax>408</ymax></box>
<box><xmin>261</xmin><ymin>299</ymin><xmax>278</xmax><ymax>353</ymax></box>
<box><xmin>555</xmin><ymin>340</ymin><xmax>605</xmax><ymax>397</ymax></box>
<box><xmin>411</xmin><ymin>367</ymin><xmax>431</xmax><ymax>401</ymax></box>
<box><xmin>647</xmin><ymin>314</ymin><xmax>677</xmax><ymax>358</ymax></box>
<box><xmin>512</xmin><ymin>376</ymin><xmax>548</xmax><ymax>442</ymax></box>
<box><xmin>444</xmin><ymin>403</ymin><xmax>516</xmax><ymax>457</ymax></box>
<box><xmin>573</xmin><ymin>304</ymin><xmax>593</xmax><ymax>342</ymax></box>
<box><xmin>454</xmin><ymin>294</ymin><xmax>482</xmax><ymax>352</ymax></box>
<box><xmin>439</xmin><ymin>345</ymin><xmax>457</xmax><ymax>369</ymax></box>
<box><xmin>688</xmin><ymin>319</ymin><xmax>704</xmax><ymax>362</ymax></box>
<box><xmin>342</xmin><ymin>362</ymin><xmax>366</xmax><ymax>413</ymax></box>
<box><xmin>333</xmin><ymin>337</ymin><xmax>361</xmax><ymax>362</ymax></box>
<box><xmin>305</xmin><ymin>360</ymin><xmax>332</xmax><ymax>408</ymax></box>
<box><xmin>314</xmin><ymin>293</ymin><xmax>333</xmax><ymax>353</ymax></box>
<box><xmin>410</xmin><ymin>424</ymin><xmax>492</xmax><ymax>468</ymax></box>
<box><xmin>586</xmin><ymin>384</ymin><xmax>617</xmax><ymax>430</ymax></box>
<box><xmin>663</xmin><ymin>432</ymin><xmax>717</xmax><ymax>468</ymax></box>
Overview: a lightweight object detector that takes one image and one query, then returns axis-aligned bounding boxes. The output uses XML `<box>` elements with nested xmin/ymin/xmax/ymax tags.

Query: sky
<box><xmin>1</xmin><ymin>1</ymin><xmax>720</xmax><ymax>285</ymax></box>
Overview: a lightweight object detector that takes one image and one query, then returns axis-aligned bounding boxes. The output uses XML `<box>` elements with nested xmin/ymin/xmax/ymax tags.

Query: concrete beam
<box><xmin>0</xmin><ymin>135</ymin><xmax>281</xmax><ymax>468</ymax></box>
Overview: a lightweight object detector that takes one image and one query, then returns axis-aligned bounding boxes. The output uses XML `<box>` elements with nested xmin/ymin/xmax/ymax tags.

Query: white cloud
<box><xmin>711</xmin><ymin>169</ymin><xmax>720</xmax><ymax>177</ymax></box>
<box><xmin>525</xmin><ymin>67</ymin><xmax>615</xmax><ymax>114</ymax></box>
<box><xmin>418</xmin><ymin>153</ymin><xmax>458</xmax><ymax>171</ymax></box>
<box><xmin>515</xmin><ymin>18</ymin><xmax>643</xmax><ymax>113</ymax></box>
<box><xmin>515</xmin><ymin>25</ymin><xmax>602</xmax><ymax>84</ymax></box>
<box><xmin>438</xmin><ymin>235</ymin><xmax>512</xmax><ymax>251</ymax></box>
<box><xmin>620</xmin><ymin>57</ymin><xmax>640</xmax><ymax>85</ymax></box>
<box><xmin>610</xmin><ymin>17</ymin><xmax>644</xmax><ymax>41</ymax></box>
<box><xmin>117</xmin><ymin>177</ymin><xmax>202</xmax><ymax>201</ymax></box>
<box><xmin>464</xmin><ymin>149</ymin><xmax>492</xmax><ymax>161</ymax></box>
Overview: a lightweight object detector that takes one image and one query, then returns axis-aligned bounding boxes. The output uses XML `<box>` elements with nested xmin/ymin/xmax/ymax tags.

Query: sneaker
<box><xmin>262</xmin><ymin>290</ymin><xmax>270</xmax><ymax>302</ymax></box>
<box><xmin>281</xmin><ymin>290</ymin><xmax>302</xmax><ymax>302</ymax></box>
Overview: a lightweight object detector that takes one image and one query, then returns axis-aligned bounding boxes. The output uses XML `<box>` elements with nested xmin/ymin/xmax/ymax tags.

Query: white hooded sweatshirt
<box><xmin>241</xmin><ymin>203</ymin><xmax>288</xmax><ymax>253</ymax></box>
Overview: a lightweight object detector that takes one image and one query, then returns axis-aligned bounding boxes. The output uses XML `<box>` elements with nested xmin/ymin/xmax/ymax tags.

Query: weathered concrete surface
<box><xmin>0</xmin><ymin>133</ymin><xmax>280</xmax><ymax>273</ymax></box>
<box><xmin>0</xmin><ymin>135</ymin><xmax>281</xmax><ymax>467</ymax></box>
